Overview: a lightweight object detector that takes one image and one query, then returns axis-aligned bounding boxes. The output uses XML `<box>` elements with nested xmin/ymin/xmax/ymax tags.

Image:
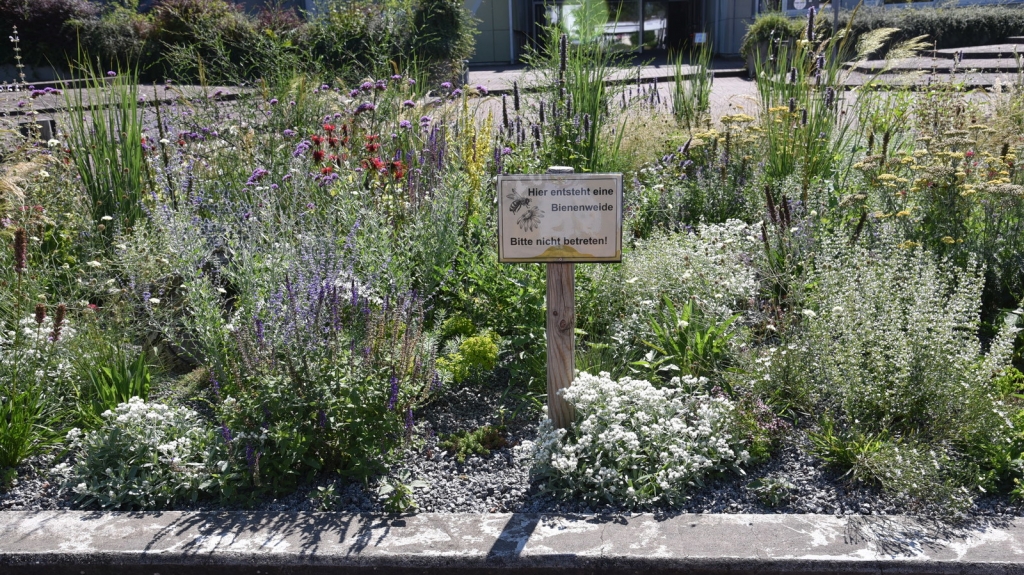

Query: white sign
<box><xmin>497</xmin><ymin>173</ymin><xmax>623</xmax><ymax>263</ymax></box>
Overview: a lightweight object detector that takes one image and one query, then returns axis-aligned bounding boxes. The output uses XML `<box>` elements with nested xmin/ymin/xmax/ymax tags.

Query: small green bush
<box><xmin>739</xmin><ymin>11</ymin><xmax>804</xmax><ymax>59</ymax></box>
<box><xmin>756</xmin><ymin>235</ymin><xmax>1022</xmax><ymax>512</ymax></box>
<box><xmin>0</xmin><ymin>0</ymin><xmax>97</xmax><ymax>69</ymax></box>
<box><xmin>441</xmin><ymin>424</ymin><xmax>508</xmax><ymax>463</ymax></box>
<box><xmin>61</xmin><ymin>398</ymin><xmax>222</xmax><ymax>509</ymax></box>
<box><xmin>437</xmin><ymin>333</ymin><xmax>500</xmax><ymax>384</ymax></box>
<box><xmin>151</xmin><ymin>0</ymin><xmax>295</xmax><ymax>83</ymax></box>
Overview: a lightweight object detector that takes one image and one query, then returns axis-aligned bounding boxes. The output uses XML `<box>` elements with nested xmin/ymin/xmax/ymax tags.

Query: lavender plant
<box><xmin>182</xmin><ymin>235</ymin><xmax>440</xmax><ymax>495</ymax></box>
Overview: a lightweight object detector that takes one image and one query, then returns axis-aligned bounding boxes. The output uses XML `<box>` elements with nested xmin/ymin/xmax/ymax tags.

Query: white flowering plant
<box><xmin>525</xmin><ymin>371</ymin><xmax>749</xmax><ymax>507</ymax></box>
<box><xmin>60</xmin><ymin>398</ymin><xmax>225</xmax><ymax>510</ymax></box>
<box><xmin>579</xmin><ymin>220</ymin><xmax>760</xmax><ymax>367</ymax></box>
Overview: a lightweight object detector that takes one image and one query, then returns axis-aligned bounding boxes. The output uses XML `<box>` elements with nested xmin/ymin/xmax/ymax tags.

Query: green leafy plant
<box><xmin>80</xmin><ymin>347</ymin><xmax>152</xmax><ymax>423</ymax></box>
<box><xmin>807</xmin><ymin>416</ymin><xmax>889</xmax><ymax>481</ymax></box>
<box><xmin>441</xmin><ymin>424</ymin><xmax>508</xmax><ymax>464</ymax></box>
<box><xmin>747</xmin><ymin>476</ymin><xmax>795</xmax><ymax>507</ymax></box>
<box><xmin>61</xmin><ymin>398</ymin><xmax>222</xmax><ymax>509</ymax></box>
<box><xmin>62</xmin><ymin>60</ymin><xmax>147</xmax><ymax>235</ymax></box>
<box><xmin>314</xmin><ymin>483</ymin><xmax>340</xmax><ymax>511</ymax></box>
<box><xmin>0</xmin><ymin>387</ymin><xmax>51</xmax><ymax>487</ymax></box>
<box><xmin>670</xmin><ymin>38</ymin><xmax>713</xmax><ymax>131</ymax></box>
<box><xmin>377</xmin><ymin>470</ymin><xmax>428</xmax><ymax>513</ymax></box>
<box><xmin>633</xmin><ymin>297</ymin><xmax>739</xmax><ymax>385</ymax></box>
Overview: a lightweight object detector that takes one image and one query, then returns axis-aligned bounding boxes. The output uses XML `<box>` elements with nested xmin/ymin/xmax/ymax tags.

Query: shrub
<box><xmin>829</xmin><ymin>5</ymin><xmax>1024</xmax><ymax>54</ymax></box>
<box><xmin>150</xmin><ymin>0</ymin><xmax>295</xmax><ymax>83</ymax></box>
<box><xmin>178</xmin><ymin>234</ymin><xmax>440</xmax><ymax>496</ymax></box>
<box><xmin>437</xmin><ymin>333</ymin><xmax>500</xmax><ymax>384</ymax></box>
<box><xmin>526</xmin><ymin>371</ymin><xmax>748</xmax><ymax>507</ymax></box>
<box><xmin>762</xmin><ymin>235</ymin><xmax>1021</xmax><ymax>512</ymax></box>
<box><xmin>297</xmin><ymin>2</ymin><xmax>403</xmax><ymax>83</ymax></box>
<box><xmin>0</xmin><ymin>0</ymin><xmax>97</xmax><ymax>69</ymax></box>
<box><xmin>409</xmin><ymin>0</ymin><xmax>476</xmax><ymax>81</ymax></box>
<box><xmin>72</xmin><ymin>7</ymin><xmax>153</xmax><ymax>72</ymax></box>
<box><xmin>60</xmin><ymin>399</ymin><xmax>222</xmax><ymax>509</ymax></box>
<box><xmin>739</xmin><ymin>11</ymin><xmax>804</xmax><ymax>60</ymax></box>
<box><xmin>580</xmin><ymin>220</ymin><xmax>760</xmax><ymax>360</ymax></box>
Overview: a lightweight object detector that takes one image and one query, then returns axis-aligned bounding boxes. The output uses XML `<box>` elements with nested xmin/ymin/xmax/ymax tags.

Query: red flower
<box><xmin>321</xmin><ymin>165</ymin><xmax>334</xmax><ymax>175</ymax></box>
<box><xmin>365</xmin><ymin>142</ymin><xmax>381</xmax><ymax>153</ymax></box>
<box><xmin>313</xmin><ymin>149</ymin><xmax>326</xmax><ymax>162</ymax></box>
<box><xmin>329</xmin><ymin>154</ymin><xmax>339</xmax><ymax>162</ymax></box>
<box><xmin>177</xmin><ymin>139</ymin><xmax>186</xmax><ymax>146</ymax></box>
<box><xmin>323</xmin><ymin>123</ymin><xmax>335</xmax><ymax>133</ymax></box>
<box><xmin>311</xmin><ymin>135</ymin><xmax>325</xmax><ymax>146</ymax></box>
<box><xmin>391</xmin><ymin>161</ymin><xmax>406</xmax><ymax>179</ymax></box>
<box><xmin>363</xmin><ymin>157</ymin><xmax>385</xmax><ymax>171</ymax></box>
<box><xmin>328</xmin><ymin>136</ymin><xmax>339</xmax><ymax>148</ymax></box>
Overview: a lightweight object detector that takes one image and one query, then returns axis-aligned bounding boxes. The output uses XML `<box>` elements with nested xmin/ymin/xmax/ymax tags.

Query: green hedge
<box><xmin>743</xmin><ymin>4</ymin><xmax>1024</xmax><ymax>61</ymax></box>
<box><xmin>0</xmin><ymin>0</ymin><xmax>476</xmax><ymax>85</ymax></box>
<box><xmin>835</xmin><ymin>4</ymin><xmax>1024</xmax><ymax>51</ymax></box>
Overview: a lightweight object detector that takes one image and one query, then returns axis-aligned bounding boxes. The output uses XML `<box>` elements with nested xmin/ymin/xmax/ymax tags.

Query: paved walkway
<box><xmin>1</xmin><ymin>510</ymin><xmax>1023</xmax><ymax>573</ymax></box>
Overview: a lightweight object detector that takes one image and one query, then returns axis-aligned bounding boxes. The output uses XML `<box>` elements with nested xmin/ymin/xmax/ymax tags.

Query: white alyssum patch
<box><xmin>523</xmin><ymin>372</ymin><xmax>748</xmax><ymax>507</ymax></box>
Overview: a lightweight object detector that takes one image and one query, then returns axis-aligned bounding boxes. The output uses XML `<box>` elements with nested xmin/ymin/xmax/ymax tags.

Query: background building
<box><xmin>466</xmin><ymin>0</ymin><xmax>1024</xmax><ymax>64</ymax></box>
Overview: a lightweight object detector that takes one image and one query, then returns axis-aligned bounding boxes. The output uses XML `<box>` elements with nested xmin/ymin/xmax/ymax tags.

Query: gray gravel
<box><xmin>4</xmin><ymin>373</ymin><xmax>1024</xmax><ymax>518</ymax></box>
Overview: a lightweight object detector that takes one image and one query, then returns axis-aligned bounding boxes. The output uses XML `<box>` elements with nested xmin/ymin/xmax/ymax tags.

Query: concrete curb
<box><xmin>1</xmin><ymin>511</ymin><xmax>1024</xmax><ymax>573</ymax></box>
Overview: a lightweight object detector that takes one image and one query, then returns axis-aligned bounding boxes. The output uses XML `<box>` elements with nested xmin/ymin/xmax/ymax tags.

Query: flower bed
<box><xmin>1</xmin><ymin>23</ymin><xmax>1024</xmax><ymax>519</ymax></box>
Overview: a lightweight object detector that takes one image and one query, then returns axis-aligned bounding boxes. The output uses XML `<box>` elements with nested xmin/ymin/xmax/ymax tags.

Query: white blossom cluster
<box><xmin>524</xmin><ymin>371</ymin><xmax>748</xmax><ymax>507</ymax></box>
<box><xmin>586</xmin><ymin>220</ymin><xmax>760</xmax><ymax>350</ymax></box>
<box><xmin>58</xmin><ymin>397</ymin><xmax>219</xmax><ymax>509</ymax></box>
<box><xmin>0</xmin><ymin>314</ymin><xmax>77</xmax><ymax>387</ymax></box>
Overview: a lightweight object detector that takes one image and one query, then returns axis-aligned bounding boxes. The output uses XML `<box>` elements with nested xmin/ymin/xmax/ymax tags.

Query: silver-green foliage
<box><xmin>765</xmin><ymin>234</ymin><xmax>1021</xmax><ymax>511</ymax></box>
<box><xmin>804</xmin><ymin>238</ymin><xmax>1015</xmax><ymax>435</ymax></box>
<box><xmin>61</xmin><ymin>398</ymin><xmax>221</xmax><ymax>509</ymax></box>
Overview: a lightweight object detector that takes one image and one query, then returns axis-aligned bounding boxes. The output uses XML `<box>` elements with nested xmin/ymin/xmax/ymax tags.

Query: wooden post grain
<box><xmin>546</xmin><ymin>166</ymin><xmax>576</xmax><ymax>429</ymax></box>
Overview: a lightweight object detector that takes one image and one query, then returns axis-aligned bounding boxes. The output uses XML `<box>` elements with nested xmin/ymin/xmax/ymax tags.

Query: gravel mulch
<box><xmin>3</xmin><ymin>373</ymin><xmax>1024</xmax><ymax>519</ymax></box>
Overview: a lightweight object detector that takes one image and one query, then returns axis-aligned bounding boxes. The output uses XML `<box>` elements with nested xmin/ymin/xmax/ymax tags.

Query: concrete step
<box><xmin>930</xmin><ymin>44</ymin><xmax>1024</xmax><ymax>60</ymax></box>
<box><xmin>1</xmin><ymin>510</ymin><xmax>1023</xmax><ymax>574</ymax></box>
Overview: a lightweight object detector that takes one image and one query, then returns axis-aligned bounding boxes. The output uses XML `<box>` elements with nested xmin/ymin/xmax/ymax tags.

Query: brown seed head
<box><xmin>51</xmin><ymin>303</ymin><xmax>66</xmax><ymax>342</ymax></box>
<box><xmin>35</xmin><ymin>303</ymin><xmax>46</xmax><ymax>325</ymax></box>
<box><xmin>14</xmin><ymin>227</ymin><xmax>27</xmax><ymax>273</ymax></box>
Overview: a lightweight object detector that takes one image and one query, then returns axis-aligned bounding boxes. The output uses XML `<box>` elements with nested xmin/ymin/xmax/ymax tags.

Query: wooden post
<box><xmin>546</xmin><ymin>166</ymin><xmax>576</xmax><ymax>429</ymax></box>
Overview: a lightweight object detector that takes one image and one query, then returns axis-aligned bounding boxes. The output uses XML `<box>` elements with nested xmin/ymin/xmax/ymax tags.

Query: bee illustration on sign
<box><xmin>507</xmin><ymin>188</ymin><xmax>545</xmax><ymax>232</ymax></box>
<box><xmin>506</xmin><ymin>189</ymin><xmax>531</xmax><ymax>214</ymax></box>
